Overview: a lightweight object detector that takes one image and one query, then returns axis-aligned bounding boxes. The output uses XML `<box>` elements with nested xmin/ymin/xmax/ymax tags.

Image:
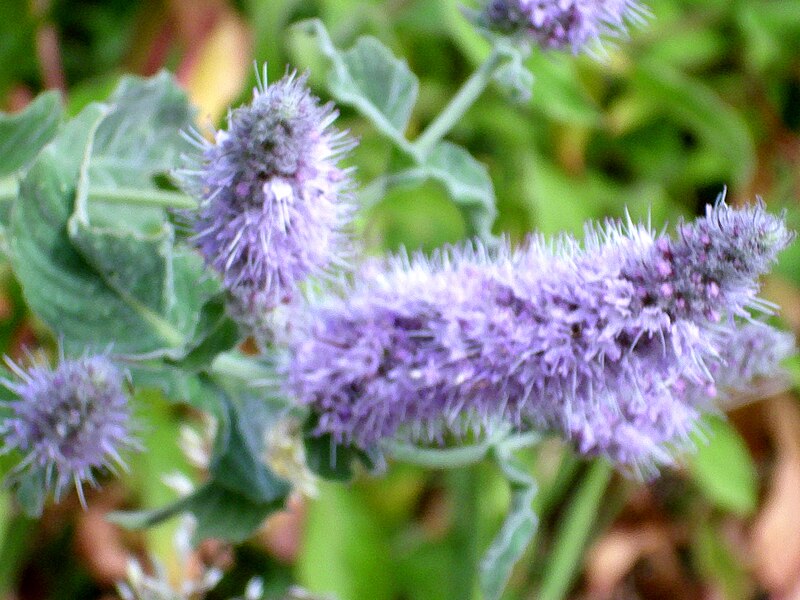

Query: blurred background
<box><xmin>2</xmin><ymin>0</ymin><xmax>800</xmax><ymax>598</ymax></box>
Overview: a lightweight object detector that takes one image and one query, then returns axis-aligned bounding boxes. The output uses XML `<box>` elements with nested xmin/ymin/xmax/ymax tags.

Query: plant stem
<box><xmin>450</xmin><ymin>466</ymin><xmax>482</xmax><ymax>600</ymax></box>
<box><xmin>412</xmin><ymin>47</ymin><xmax>505</xmax><ymax>159</ymax></box>
<box><xmin>537</xmin><ymin>460</ymin><xmax>614</xmax><ymax>600</ymax></box>
<box><xmin>87</xmin><ymin>186</ymin><xmax>198</xmax><ymax>210</ymax></box>
<box><xmin>383</xmin><ymin>424</ymin><xmax>538</xmax><ymax>469</ymax></box>
<box><xmin>209</xmin><ymin>352</ymin><xmax>275</xmax><ymax>382</ymax></box>
<box><xmin>385</xmin><ymin>438</ymin><xmax>494</xmax><ymax>469</ymax></box>
<box><xmin>0</xmin><ymin>177</ymin><xmax>197</xmax><ymax>210</ymax></box>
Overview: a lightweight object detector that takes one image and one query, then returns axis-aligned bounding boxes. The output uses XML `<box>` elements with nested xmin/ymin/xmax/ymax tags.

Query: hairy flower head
<box><xmin>0</xmin><ymin>355</ymin><xmax>135</xmax><ymax>504</ymax></box>
<box><xmin>481</xmin><ymin>0</ymin><xmax>647</xmax><ymax>53</ymax></box>
<box><xmin>286</xmin><ymin>200</ymin><xmax>793</xmax><ymax>475</ymax></box>
<box><xmin>181</xmin><ymin>68</ymin><xmax>356</xmax><ymax>325</ymax></box>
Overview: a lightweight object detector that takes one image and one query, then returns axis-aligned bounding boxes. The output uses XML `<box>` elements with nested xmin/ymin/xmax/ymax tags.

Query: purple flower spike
<box><xmin>0</xmin><ymin>355</ymin><xmax>136</xmax><ymax>505</ymax></box>
<box><xmin>286</xmin><ymin>201</ymin><xmax>793</xmax><ymax>476</ymax></box>
<box><xmin>482</xmin><ymin>0</ymin><xmax>647</xmax><ymax>54</ymax></box>
<box><xmin>181</xmin><ymin>67</ymin><xmax>356</xmax><ymax>325</ymax></box>
<box><xmin>711</xmin><ymin>321</ymin><xmax>795</xmax><ymax>396</ymax></box>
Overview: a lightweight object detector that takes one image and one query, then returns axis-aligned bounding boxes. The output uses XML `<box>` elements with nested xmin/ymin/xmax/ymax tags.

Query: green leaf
<box><xmin>85</xmin><ymin>71</ymin><xmax>193</xmax><ymax>190</ymax></box>
<box><xmin>129</xmin><ymin>366</ymin><xmax>223</xmax><ymax>416</ymax></box>
<box><xmin>686</xmin><ymin>416</ymin><xmax>758</xmax><ymax>517</ymax></box>
<box><xmin>10</xmin><ymin>75</ymin><xmax>215</xmax><ymax>356</ymax></box>
<box><xmin>110</xmin><ymin>384</ymin><xmax>290</xmax><ymax>543</ymax></box>
<box><xmin>425</xmin><ymin>141</ymin><xmax>497</xmax><ymax>239</ymax></box>
<box><xmin>0</xmin><ymin>91</ymin><xmax>63</xmax><ymax>178</ymax></box>
<box><xmin>12</xmin><ymin>468</ymin><xmax>47</xmax><ymax>518</ymax></box>
<box><xmin>168</xmin><ymin>295</ymin><xmax>241</xmax><ymax>372</ymax></box>
<box><xmin>184</xmin><ymin>482</ymin><xmax>283</xmax><ymax>542</ymax></box>
<box><xmin>297</xmin><ymin>19</ymin><xmax>418</xmax><ymax>146</ymax></box>
<box><xmin>493</xmin><ymin>52</ymin><xmax>534</xmax><ymax>104</ymax></box>
<box><xmin>692</xmin><ymin>519</ymin><xmax>749</xmax><ymax>600</ymax></box>
<box><xmin>304</xmin><ymin>435</ymin><xmax>372</xmax><ymax>483</ymax></box>
<box><xmin>479</xmin><ymin>454</ymin><xmax>538</xmax><ymax>600</ymax></box>
<box><xmin>209</xmin><ymin>391</ymin><xmax>290</xmax><ymax>504</ymax></box>
<box><xmin>538</xmin><ymin>460</ymin><xmax>613</xmax><ymax>600</ymax></box>
<box><xmin>108</xmin><ymin>481</ymin><xmax>281</xmax><ymax>544</ymax></box>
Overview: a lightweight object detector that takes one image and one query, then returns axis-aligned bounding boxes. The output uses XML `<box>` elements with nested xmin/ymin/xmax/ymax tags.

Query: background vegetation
<box><xmin>1</xmin><ymin>0</ymin><xmax>800</xmax><ymax>598</ymax></box>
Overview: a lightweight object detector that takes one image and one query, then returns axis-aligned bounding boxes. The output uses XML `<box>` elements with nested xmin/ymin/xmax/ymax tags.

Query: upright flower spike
<box><xmin>481</xmin><ymin>0</ymin><xmax>647</xmax><ymax>54</ymax></box>
<box><xmin>181</xmin><ymin>67</ymin><xmax>356</xmax><ymax>327</ymax></box>
<box><xmin>0</xmin><ymin>355</ymin><xmax>136</xmax><ymax>505</ymax></box>
<box><xmin>286</xmin><ymin>201</ymin><xmax>794</xmax><ymax>475</ymax></box>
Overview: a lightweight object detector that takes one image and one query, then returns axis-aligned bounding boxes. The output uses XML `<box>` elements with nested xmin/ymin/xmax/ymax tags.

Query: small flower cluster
<box><xmin>0</xmin><ymin>355</ymin><xmax>135</xmax><ymax>503</ymax></box>
<box><xmin>286</xmin><ymin>200</ymin><xmax>794</xmax><ymax>474</ymax></box>
<box><xmin>180</xmin><ymin>68</ymin><xmax>355</xmax><ymax>330</ymax></box>
<box><xmin>481</xmin><ymin>0</ymin><xmax>646</xmax><ymax>53</ymax></box>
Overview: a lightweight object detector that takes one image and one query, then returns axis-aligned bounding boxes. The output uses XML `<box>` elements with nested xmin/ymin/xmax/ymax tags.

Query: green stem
<box><xmin>383</xmin><ymin>424</ymin><xmax>532</xmax><ymax>469</ymax></box>
<box><xmin>532</xmin><ymin>450</ymin><xmax>581</xmax><ymax>516</ymax></box>
<box><xmin>537</xmin><ymin>460</ymin><xmax>614</xmax><ymax>600</ymax></box>
<box><xmin>385</xmin><ymin>438</ymin><xmax>494</xmax><ymax>469</ymax></box>
<box><xmin>209</xmin><ymin>352</ymin><xmax>275</xmax><ymax>382</ymax></box>
<box><xmin>450</xmin><ymin>466</ymin><xmax>481</xmax><ymax>600</ymax></box>
<box><xmin>412</xmin><ymin>47</ymin><xmax>505</xmax><ymax>159</ymax></box>
<box><xmin>0</xmin><ymin>177</ymin><xmax>197</xmax><ymax>210</ymax></box>
<box><xmin>86</xmin><ymin>186</ymin><xmax>198</xmax><ymax>209</ymax></box>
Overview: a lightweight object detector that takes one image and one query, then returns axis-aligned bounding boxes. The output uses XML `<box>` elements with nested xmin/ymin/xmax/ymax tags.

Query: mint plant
<box><xmin>0</xmin><ymin>3</ymin><xmax>794</xmax><ymax>600</ymax></box>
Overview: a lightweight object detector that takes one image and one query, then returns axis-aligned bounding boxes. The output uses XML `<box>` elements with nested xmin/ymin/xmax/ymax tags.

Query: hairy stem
<box><xmin>0</xmin><ymin>177</ymin><xmax>197</xmax><ymax>210</ymax></box>
<box><xmin>210</xmin><ymin>352</ymin><xmax>275</xmax><ymax>382</ymax></box>
<box><xmin>412</xmin><ymin>47</ymin><xmax>505</xmax><ymax>159</ymax></box>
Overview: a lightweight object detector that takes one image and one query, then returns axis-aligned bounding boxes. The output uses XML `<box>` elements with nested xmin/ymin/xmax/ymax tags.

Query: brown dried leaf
<box><xmin>257</xmin><ymin>493</ymin><xmax>306</xmax><ymax>564</ymax></box>
<box><xmin>585</xmin><ymin>524</ymin><xmax>671</xmax><ymax>600</ymax></box>
<box><xmin>74</xmin><ymin>489</ymin><xmax>130</xmax><ymax>585</ymax></box>
<box><xmin>751</xmin><ymin>396</ymin><xmax>800</xmax><ymax>595</ymax></box>
<box><xmin>182</xmin><ymin>8</ymin><xmax>252</xmax><ymax>123</ymax></box>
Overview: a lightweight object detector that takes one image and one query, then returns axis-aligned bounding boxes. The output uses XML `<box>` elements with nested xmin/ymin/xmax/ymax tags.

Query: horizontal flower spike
<box><xmin>286</xmin><ymin>201</ymin><xmax>793</xmax><ymax>475</ymax></box>
<box><xmin>179</xmin><ymin>68</ymin><xmax>356</xmax><ymax>333</ymax></box>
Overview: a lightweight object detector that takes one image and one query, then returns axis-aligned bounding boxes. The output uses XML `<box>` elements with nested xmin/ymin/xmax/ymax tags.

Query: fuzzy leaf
<box><xmin>426</xmin><ymin>141</ymin><xmax>497</xmax><ymax>239</ymax></box>
<box><xmin>10</xmin><ymin>75</ymin><xmax>215</xmax><ymax>356</ymax></box>
<box><xmin>0</xmin><ymin>91</ymin><xmax>63</xmax><ymax>178</ymax></box>
<box><xmin>298</xmin><ymin>19</ymin><xmax>418</xmax><ymax>144</ymax></box>
<box><xmin>86</xmin><ymin>71</ymin><xmax>193</xmax><ymax>189</ymax></box>
<box><xmin>209</xmin><ymin>392</ymin><xmax>290</xmax><ymax>504</ymax></box>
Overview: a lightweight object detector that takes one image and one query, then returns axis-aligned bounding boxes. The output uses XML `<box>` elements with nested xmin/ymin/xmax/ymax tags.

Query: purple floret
<box><xmin>286</xmin><ymin>201</ymin><xmax>794</xmax><ymax>475</ymax></box>
<box><xmin>180</xmin><ymin>69</ymin><xmax>356</xmax><ymax>328</ymax></box>
<box><xmin>0</xmin><ymin>355</ymin><xmax>136</xmax><ymax>504</ymax></box>
<box><xmin>483</xmin><ymin>0</ymin><xmax>647</xmax><ymax>53</ymax></box>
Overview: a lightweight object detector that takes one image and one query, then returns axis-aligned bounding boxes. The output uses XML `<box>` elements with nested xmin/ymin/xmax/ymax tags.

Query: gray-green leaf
<box><xmin>0</xmin><ymin>91</ymin><xmax>63</xmax><ymax>178</ymax></box>
<box><xmin>10</xmin><ymin>75</ymin><xmax>214</xmax><ymax>356</ymax></box>
<box><xmin>298</xmin><ymin>19</ymin><xmax>418</xmax><ymax>146</ymax></box>
<box><xmin>426</xmin><ymin>141</ymin><xmax>497</xmax><ymax>240</ymax></box>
